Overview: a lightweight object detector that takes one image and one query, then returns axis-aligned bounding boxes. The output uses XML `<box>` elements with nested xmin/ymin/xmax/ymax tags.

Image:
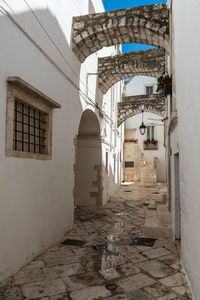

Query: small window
<box><xmin>13</xmin><ymin>99</ymin><xmax>48</xmax><ymax>154</ymax></box>
<box><xmin>146</xmin><ymin>86</ymin><xmax>153</xmax><ymax>95</ymax></box>
<box><xmin>125</xmin><ymin>161</ymin><xmax>134</xmax><ymax>168</ymax></box>
<box><xmin>6</xmin><ymin>77</ymin><xmax>61</xmax><ymax>159</ymax></box>
<box><xmin>147</xmin><ymin>126</ymin><xmax>155</xmax><ymax>140</ymax></box>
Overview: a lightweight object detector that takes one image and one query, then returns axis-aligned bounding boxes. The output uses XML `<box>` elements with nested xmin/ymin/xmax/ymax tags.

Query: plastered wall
<box><xmin>172</xmin><ymin>0</ymin><xmax>200</xmax><ymax>298</ymax></box>
<box><xmin>0</xmin><ymin>0</ymin><xmax>122</xmax><ymax>281</ymax></box>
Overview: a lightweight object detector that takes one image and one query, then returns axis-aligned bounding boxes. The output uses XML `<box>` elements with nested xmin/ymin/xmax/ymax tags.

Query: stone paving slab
<box><xmin>117</xmin><ymin>273</ymin><xmax>155</xmax><ymax>292</ymax></box>
<box><xmin>137</xmin><ymin>259</ymin><xmax>175</xmax><ymax>278</ymax></box>
<box><xmin>70</xmin><ymin>285</ymin><xmax>111</xmax><ymax>300</ymax></box>
<box><xmin>142</xmin><ymin>247</ymin><xmax>171</xmax><ymax>259</ymax></box>
<box><xmin>0</xmin><ymin>183</ymin><xmax>192</xmax><ymax>300</ymax></box>
<box><xmin>22</xmin><ymin>279</ymin><xmax>66</xmax><ymax>298</ymax></box>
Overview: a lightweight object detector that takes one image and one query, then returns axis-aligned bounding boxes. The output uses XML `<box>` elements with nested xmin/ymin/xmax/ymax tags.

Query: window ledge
<box><xmin>7</xmin><ymin>77</ymin><xmax>61</xmax><ymax>109</ymax></box>
<box><xmin>5</xmin><ymin>150</ymin><xmax>51</xmax><ymax>160</ymax></box>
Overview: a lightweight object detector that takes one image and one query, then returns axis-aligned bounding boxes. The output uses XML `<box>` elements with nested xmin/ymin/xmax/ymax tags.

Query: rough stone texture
<box><xmin>72</xmin><ymin>4</ymin><xmax>169</xmax><ymax>62</ymax></box>
<box><xmin>118</xmin><ymin>94</ymin><xmax>166</xmax><ymax>126</ymax></box>
<box><xmin>98</xmin><ymin>48</ymin><xmax>166</xmax><ymax>94</ymax></box>
<box><xmin>143</xmin><ymin>247</ymin><xmax>170</xmax><ymax>259</ymax></box>
<box><xmin>137</xmin><ymin>259</ymin><xmax>175</xmax><ymax>278</ymax></box>
<box><xmin>70</xmin><ymin>285</ymin><xmax>111</xmax><ymax>300</ymax></box>
<box><xmin>99</xmin><ymin>268</ymin><xmax>120</xmax><ymax>280</ymax></box>
<box><xmin>117</xmin><ymin>273</ymin><xmax>155</xmax><ymax>292</ymax></box>
<box><xmin>118</xmin><ymin>263</ymin><xmax>140</xmax><ymax>276</ymax></box>
<box><xmin>0</xmin><ymin>183</ymin><xmax>191</xmax><ymax>300</ymax></box>
<box><xmin>22</xmin><ymin>279</ymin><xmax>66</xmax><ymax>298</ymax></box>
<box><xmin>123</xmin><ymin>129</ymin><xmax>144</xmax><ymax>182</ymax></box>
<box><xmin>160</xmin><ymin>273</ymin><xmax>184</xmax><ymax>287</ymax></box>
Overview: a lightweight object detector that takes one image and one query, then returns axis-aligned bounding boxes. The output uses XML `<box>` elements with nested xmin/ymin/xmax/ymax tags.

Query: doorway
<box><xmin>75</xmin><ymin>109</ymin><xmax>102</xmax><ymax>207</ymax></box>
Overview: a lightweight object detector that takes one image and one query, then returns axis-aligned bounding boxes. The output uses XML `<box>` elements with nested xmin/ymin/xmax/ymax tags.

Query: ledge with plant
<box><xmin>156</xmin><ymin>74</ymin><xmax>172</xmax><ymax>96</ymax></box>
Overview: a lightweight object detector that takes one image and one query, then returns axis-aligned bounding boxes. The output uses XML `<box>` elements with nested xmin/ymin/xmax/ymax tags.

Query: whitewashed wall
<box><xmin>173</xmin><ymin>0</ymin><xmax>200</xmax><ymax>298</ymax></box>
<box><xmin>0</xmin><ymin>0</ymin><xmax>122</xmax><ymax>281</ymax></box>
<box><xmin>125</xmin><ymin>76</ymin><xmax>157</xmax><ymax>96</ymax></box>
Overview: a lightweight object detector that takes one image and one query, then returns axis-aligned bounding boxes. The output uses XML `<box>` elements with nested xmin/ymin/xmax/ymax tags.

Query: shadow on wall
<box><xmin>0</xmin><ymin>6</ymin><xmax>86</xmax><ymax>282</ymax></box>
<box><xmin>75</xmin><ymin>109</ymin><xmax>103</xmax><ymax>207</ymax></box>
<box><xmin>13</xmin><ymin>7</ymin><xmax>81</xmax><ymax>72</ymax></box>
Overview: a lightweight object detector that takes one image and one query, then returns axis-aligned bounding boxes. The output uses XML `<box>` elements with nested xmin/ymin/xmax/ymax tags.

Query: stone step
<box><xmin>143</xmin><ymin>207</ymin><xmax>172</xmax><ymax>239</ymax></box>
<box><xmin>141</xmin><ymin>174</ymin><xmax>156</xmax><ymax>177</ymax></box>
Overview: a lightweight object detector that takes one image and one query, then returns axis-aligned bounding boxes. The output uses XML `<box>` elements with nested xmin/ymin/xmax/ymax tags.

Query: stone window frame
<box><xmin>145</xmin><ymin>124</ymin><xmax>157</xmax><ymax>141</ymax></box>
<box><xmin>6</xmin><ymin>77</ymin><xmax>61</xmax><ymax>160</ymax></box>
<box><xmin>144</xmin><ymin>84</ymin><xmax>155</xmax><ymax>95</ymax></box>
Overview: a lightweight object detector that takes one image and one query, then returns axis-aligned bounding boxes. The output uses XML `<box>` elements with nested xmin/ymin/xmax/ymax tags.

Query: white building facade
<box><xmin>0</xmin><ymin>0</ymin><xmax>123</xmax><ymax>281</ymax></box>
<box><xmin>170</xmin><ymin>0</ymin><xmax>200</xmax><ymax>298</ymax></box>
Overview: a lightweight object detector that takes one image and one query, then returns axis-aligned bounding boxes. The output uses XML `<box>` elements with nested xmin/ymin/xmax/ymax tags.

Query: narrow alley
<box><xmin>0</xmin><ymin>184</ymin><xmax>191</xmax><ymax>300</ymax></box>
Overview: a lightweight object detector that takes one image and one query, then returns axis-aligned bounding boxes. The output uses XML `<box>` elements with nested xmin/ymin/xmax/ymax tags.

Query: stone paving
<box><xmin>0</xmin><ymin>183</ymin><xmax>192</xmax><ymax>300</ymax></box>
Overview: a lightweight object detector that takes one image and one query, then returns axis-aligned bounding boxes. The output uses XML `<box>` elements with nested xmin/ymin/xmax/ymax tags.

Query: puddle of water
<box><xmin>114</xmin><ymin>221</ymin><xmax>124</xmax><ymax>229</ymax></box>
<box><xmin>107</xmin><ymin>235</ymin><xmax>118</xmax><ymax>242</ymax></box>
<box><xmin>116</xmin><ymin>212</ymin><xmax>123</xmax><ymax>216</ymax></box>
<box><xmin>101</xmin><ymin>253</ymin><xmax>117</xmax><ymax>270</ymax></box>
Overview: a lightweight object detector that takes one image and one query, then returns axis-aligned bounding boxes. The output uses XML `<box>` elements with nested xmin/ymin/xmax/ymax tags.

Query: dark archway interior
<box><xmin>75</xmin><ymin>110</ymin><xmax>102</xmax><ymax>207</ymax></box>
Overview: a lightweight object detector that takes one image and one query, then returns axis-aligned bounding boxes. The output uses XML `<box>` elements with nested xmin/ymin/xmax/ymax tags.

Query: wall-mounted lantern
<box><xmin>139</xmin><ymin>110</ymin><xmax>146</xmax><ymax>135</ymax></box>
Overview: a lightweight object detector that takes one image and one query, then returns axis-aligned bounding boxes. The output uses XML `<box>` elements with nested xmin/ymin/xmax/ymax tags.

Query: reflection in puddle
<box><xmin>107</xmin><ymin>234</ymin><xmax>120</xmax><ymax>242</ymax></box>
<box><xmin>116</xmin><ymin>212</ymin><xmax>123</xmax><ymax>216</ymax></box>
<box><xmin>115</xmin><ymin>221</ymin><xmax>124</xmax><ymax>228</ymax></box>
<box><xmin>101</xmin><ymin>253</ymin><xmax>116</xmax><ymax>271</ymax></box>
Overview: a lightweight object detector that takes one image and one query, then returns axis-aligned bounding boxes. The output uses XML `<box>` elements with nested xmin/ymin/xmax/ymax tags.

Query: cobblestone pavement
<box><xmin>0</xmin><ymin>183</ymin><xmax>192</xmax><ymax>300</ymax></box>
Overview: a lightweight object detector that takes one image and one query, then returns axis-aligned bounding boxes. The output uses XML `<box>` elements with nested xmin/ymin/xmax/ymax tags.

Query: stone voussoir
<box><xmin>72</xmin><ymin>4</ymin><xmax>169</xmax><ymax>62</ymax></box>
<box><xmin>98</xmin><ymin>48</ymin><xmax>166</xmax><ymax>94</ymax></box>
<box><xmin>118</xmin><ymin>94</ymin><xmax>167</xmax><ymax>126</ymax></box>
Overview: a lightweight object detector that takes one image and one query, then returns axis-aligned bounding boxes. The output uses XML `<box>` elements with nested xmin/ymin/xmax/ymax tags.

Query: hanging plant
<box><xmin>144</xmin><ymin>140</ymin><xmax>158</xmax><ymax>145</ymax></box>
<box><xmin>124</xmin><ymin>138</ymin><xmax>138</xmax><ymax>143</ymax></box>
<box><xmin>156</xmin><ymin>74</ymin><xmax>172</xmax><ymax>95</ymax></box>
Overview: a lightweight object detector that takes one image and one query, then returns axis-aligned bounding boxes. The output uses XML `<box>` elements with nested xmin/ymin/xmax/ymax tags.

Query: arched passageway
<box><xmin>123</xmin><ymin>111</ymin><xmax>167</xmax><ymax>183</ymax></box>
<box><xmin>72</xmin><ymin>4</ymin><xmax>169</xmax><ymax>62</ymax></box>
<box><xmin>75</xmin><ymin>109</ymin><xmax>103</xmax><ymax>207</ymax></box>
<box><xmin>98</xmin><ymin>48</ymin><xmax>165</xmax><ymax>94</ymax></box>
<box><xmin>118</xmin><ymin>94</ymin><xmax>166</xmax><ymax>126</ymax></box>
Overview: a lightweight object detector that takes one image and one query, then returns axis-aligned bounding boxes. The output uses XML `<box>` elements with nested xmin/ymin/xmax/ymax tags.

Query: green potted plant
<box><xmin>156</xmin><ymin>74</ymin><xmax>172</xmax><ymax>95</ymax></box>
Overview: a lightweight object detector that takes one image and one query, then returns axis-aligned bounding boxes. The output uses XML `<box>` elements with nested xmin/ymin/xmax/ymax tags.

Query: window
<box><xmin>147</xmin><ymin>126</ymin><xmax>154</xmax><ymax>141</ymax></box>
<box><xmin>146</xmin><ymin>86</ymin><xmax>153</xmax><ymax>95</ymax></box>
<box><xmin>125</xmin><ymin>161</ymin><xmax>134</xmax><ymax>168</ymax></box>
<box><xmin>6</xmin><ymin>77</ymin><xmax>61</xmax><ymax>159</ymax></box>
<box><xmin>13</xmin><ymin>99</ymin><xmax>48</xmax><ymax>154</ymax></box>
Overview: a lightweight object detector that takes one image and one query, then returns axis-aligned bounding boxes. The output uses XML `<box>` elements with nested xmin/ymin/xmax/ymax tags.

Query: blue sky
<box><xmin>102</xmin><ymin>0</ymin><xmax>167</xmax><ymax>53</ymax></box>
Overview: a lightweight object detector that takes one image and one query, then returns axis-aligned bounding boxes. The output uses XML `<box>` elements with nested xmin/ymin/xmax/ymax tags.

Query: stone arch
<box><xmin>78</xmin><ymin>109</ymin><xmax>100</xmax><ymax>136</ymax></box>
<box><xmin>75</xmin><ymin>109</ymin><xmax>103</xmax><ymax>206</ymax></box>
<box><xmin>118</xmin><ymin>94</ymin><xmax>166</xmax><ymax>126</ymax></box>
<box><xmin>73</xmin><ymin>4</ymin><xmax>169</xmax><ymax>62</ymax></box>
<box><xmin>98</xmin><ymin>48</ymin><xmax>165</xmax><ymax>94</ymax></box>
